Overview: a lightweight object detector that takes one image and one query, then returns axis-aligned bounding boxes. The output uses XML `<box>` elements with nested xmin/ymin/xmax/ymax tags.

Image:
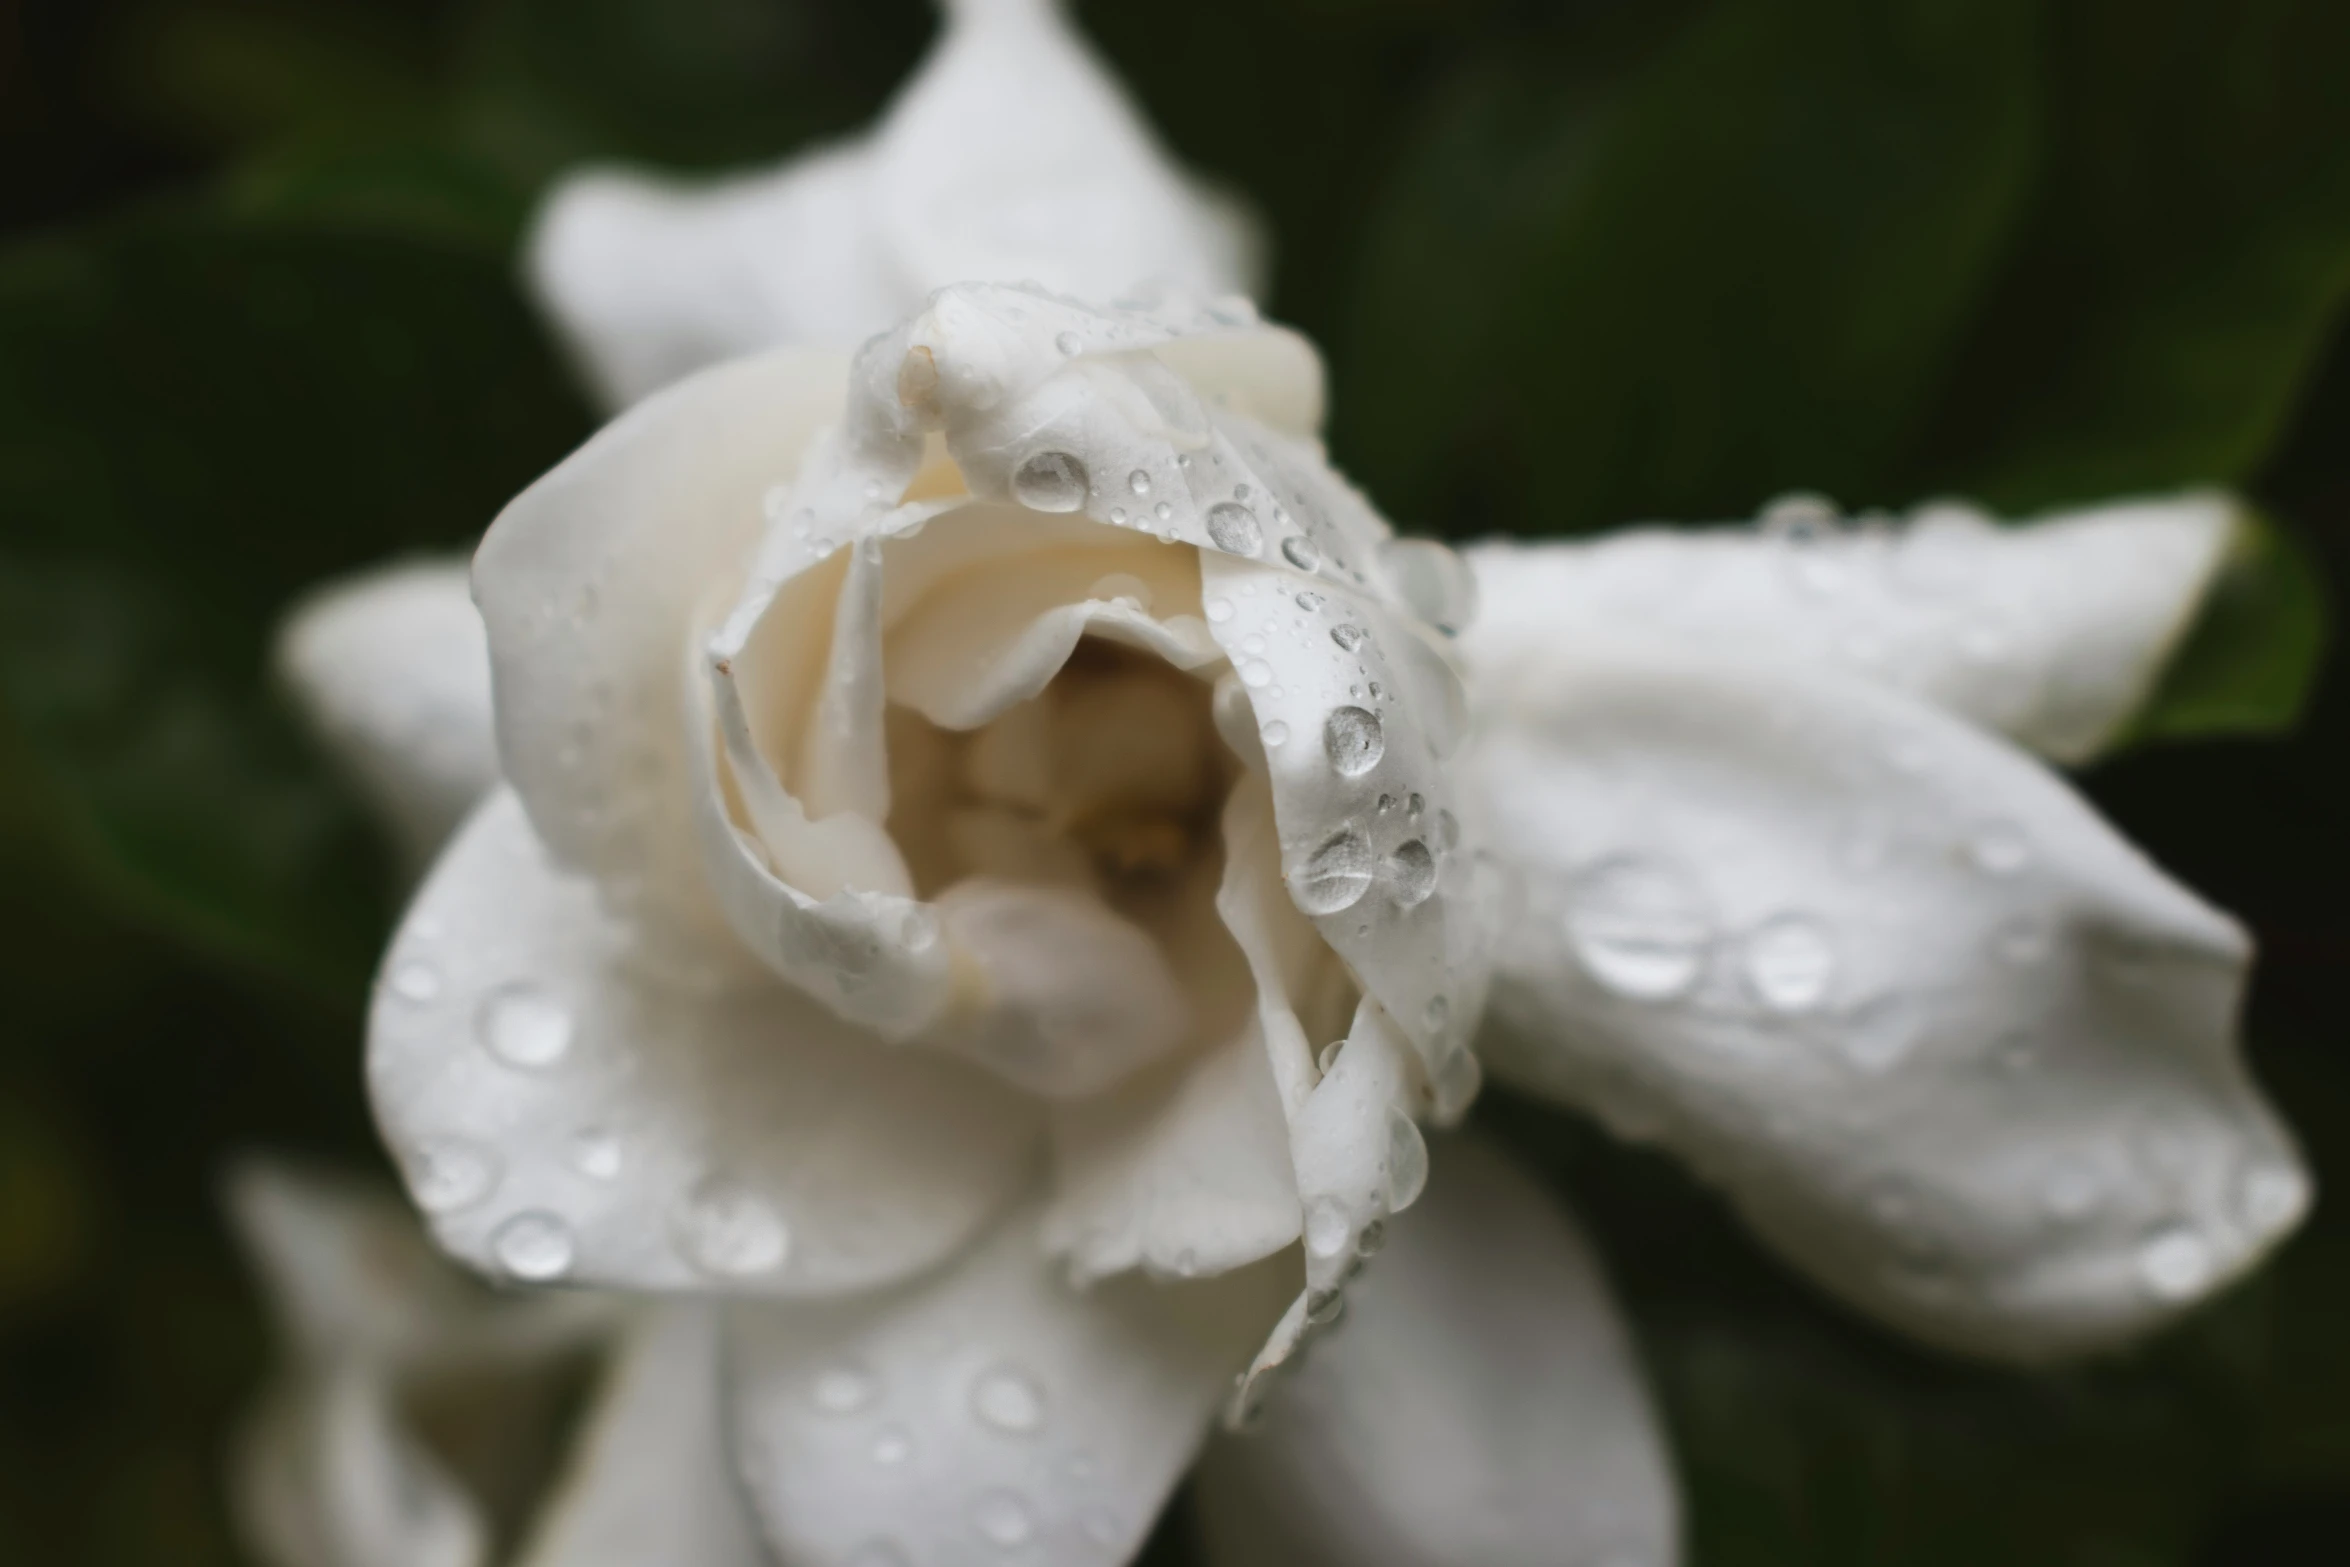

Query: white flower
<box><xmin>284</xmin><ymin>285</ymin><xmax>2305</xmax><ymax>1565</ymax></box>
<box><xmin>527</xmin><ymin>0</ymin><xmax>1263</xmax><ymax>412</ymax></box>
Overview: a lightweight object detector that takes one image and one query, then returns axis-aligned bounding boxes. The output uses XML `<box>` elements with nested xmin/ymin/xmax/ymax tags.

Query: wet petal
<box><xmin>369</xmin><ymin>789</ymin><xmax>1042</xmax><ymax>1300</ymax></box>
<box><xmin>1468</xmin><ymin>628</ymin><xmax>2306</xmax><ymax>1361</ymax></box>
<box><xmin>277</xmin><ymin>559</ymin><xmax>497</xmax><ymax>871</ymax></box>
<box><xmin>726</xmin><ymin>1190</ymin><xmax>1292</xmax><ymax>1567</ymax></box>
<box><xmin>528</xmin><ymin>0</ymin><xmax>1261</xmax><ymax>410</ymax></box>
<box><xmin>474</xmin><ymin>345</ymin><xmax>850</xmax><ymax>945</ymax></box>
<box><xmin>513</xmin><ymin>1306</ymin><xmax>767</xmax><ymax>1567</ymax></box>
<box><xmin>1195</xmin><ymin>1136</ymin><xmax>1679</xmax><ymax>1567</ymax></box>
<box><xmin>1463</xmin><ymin>491</ymin><xmax>2237</xmax><ymax>763</ymax></box>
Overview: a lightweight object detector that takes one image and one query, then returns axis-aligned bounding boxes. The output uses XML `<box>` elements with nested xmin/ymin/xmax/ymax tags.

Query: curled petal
<box><xmin>369</xmin><ymin>789</ymin><xmax>1042</xmax><ymax>1300</ymax></box>
<box><xmin>514</xmin><ymin>1306</ymin><xmax>767</xmax><ymax>1567</ymax></box>
<box><xmin>529</xmin><ymin>0</ymin><xmax>1263</xmax><ymax>409</ymax></box>
<box><xmin>1195</xmin><ymin>1136</ymin><xmax>1679</xmax><ymax>1567</ymax></box>
<box><xmin>1463</xmin><ymin>491</ymin><xmax>2237</xmax><ymax>763</ymax></box>
<box><xmin>276</xmin><ymin>559</ymin><xmax>497</xmax><ymax>871</ymax></box>
<box><xmin>726</xmin><ymin>1190</ymin><xmax>1292</xmax><ymax>1567</ymax></box>
<box><xmin>1468</xmin><ymin>628</ymin><xmax>2306</xmax><ymax>1361</ymax></box>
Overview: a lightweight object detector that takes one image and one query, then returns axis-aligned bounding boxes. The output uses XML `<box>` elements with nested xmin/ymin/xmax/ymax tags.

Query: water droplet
<box><xmin>1760</xmin><ymin>491</ymin><xmax>1840</xmax><ymax>540</ymax></box>
<box><xmin>811</xmin><ymin>1363</ymin><xmax>877</xmax><ymax>1414</ymax></box>
<box><xmin>1968</xmin><ymin>822</ymin><xmax>2031</xmax><ymax>876</ymax></box>
<box><xmin>1304</xmin><ymin>1198</ymin><xmax>1350</xmax><ymax>1259</ymax></box>
<box><xmin>1357</xmin><ymin>1219</ymin><xmax>1388</xmax><ymax>1255</ymax></box>
<box><xmin>1128</xmin><ymin>468</ymin><xmax>1152</xmax><ymax>496</ymax></box>
<box><xmin>971</xmin><ymin>1365</ymin><xmax>1046</xmax><ymax>1435</ymax></box>
<box><xmin>2241</xmin><ymin>1165</ymin><xmax>2309</xmax><ymax>1232</ymax></box>
<box><xmin>1108</xmin><ymin>506</ymin><xmax>1127</xmax><ymax>524</ymax></box>
<box><xmin>871</xmin><ymin>1424</ymin><xmax>912</xmax><ymax>1465</ymax></box>
<box><xmin>1385</xmin><ymin>1107</ymin><xmax>1429</xmax><ymax>1210</ymax></box>
<box><xmin>1387</xmin><ymin>839</ymin><xmax>1436</xmax><ymax>907</ymax></box>
<box><xmin>1744</xmin><ymin>914</ymin><xmax>1837</xmax><ymax>1014</ymax></box>
<box><xmin>1154</xmin><ymin>501</ymin><xmax>1173</xmax><ymax>523</ymax></box>
<box><xmin>1055</xmin><ymin>330</ymin><xmax>1082</xmax><ymax>356</ymax></box>
<box><xmin>1012</xmin><ymin>451</ymin><xmax>1088</xmax><ymax>512</ymax></box>
<box><xmin>678</xmin><ymin>1182</ymin><xmax>789</xmax><ymax>1277</ymax></box>
<box><xmin>1430</xmin><ymin>1045</ymin><xmax>1482</xmax><ymax>1121</ymax></box>
<box><xmin>972</xmin><ymin>1489</ymin><xmax>1035</xmax><ymax>1549</ymax></box>
<box><xmin>1296</xmin><ymin>590</ymin><xmax>1325</xmax><ymax>611</ymax></box>
<box><xmin>491</xmin><ymin>1211</ymin><xmax>575</xmax><ymax>1281</ymax></box>
<box><xmin>1434</xmin><ymin>809</ymin><xmax>1460</xmax><ymax>850</ymax></box>
<box><xmin>1240</xmin><ymin>658</ymin><xmax>1273</xmax><ymax>687</ymax></box>
<box><xmin>1281</xmin><ymin>535</ymin><xmax>1322</xmax><ymax>571</ymax></box>
<box><xmin>388</xmin><ymin>961</ymin><xmax>441</xmax><ymax>1003</ymax></box>
<box><xmin>410</xmin><ymin>1138</ymin><xmax>498</xmax><ymax>1214</ymax></box>
<box><xmin>1207</xmin><ymin>502</ymin><xmax>1264</xmax><ymax>556</ymax></box>
<box><xmin>2137</xmin><ymin>1225</ymin><xmax>2213</xmax><ymax>1300</ymax></box>
<box><xmin>2041</xmin><ymin>1156</ymin><xmax>2104</xmax><ymax>1220</ymax></box>
<box><xmin>1565</xmin><ymin>857</ymin><xmax>1711</xmax><ymax>1001</ymax></box>
<box><xmin>1205</xmin><ymin>597</ymin><xmax>1235</xmax><ymax>623</ymax></box>
<box><xmin>570</xmin><ymin>1129</ymin><xmax>622</xmax><ymax>1181</ymax></box>
<box><xmin>1316</xmin><ymin>1038</ymin><xmax>1345</xmax><ymax>1075</ymax></box>
<box><xmin>1294</xmin><ymin>828</ymin><xmax>1376</xmax><ymax>914</ymax></box>
<box><xmin>1323</xmin><ymin>706</ymin><xmax>1385</xmax><ymax>777</ymax></box>
<box><xmin>1261</xmin><ymin>719</ymin><xmax>1290</xmax><ymax>747</ymax></box>
<box><xmin>1330</xmin><ymin>623</ymin><xmax>1368</xmax><ymax>653</ymax></box>
<box><xmin>1423</xmin><ymin>993</ymin><xmax>1450</xmax><ymax>1032</ymax></box>
<box><xmin>476</xmin><ymin>983</ymin><xmax>573</xmax><ymax>1069</ymax></box>
<box><xmin>1379</xmin><ymin>537</ymin><xmax>1479</xmax><ymax>632</ymax></box>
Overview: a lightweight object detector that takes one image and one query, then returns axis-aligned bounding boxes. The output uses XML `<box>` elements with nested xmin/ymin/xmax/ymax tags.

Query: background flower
<box><xmin>1</xmin><ymin>1</ymin><xmax>2346</xmax><ymax>1563</ymax></box>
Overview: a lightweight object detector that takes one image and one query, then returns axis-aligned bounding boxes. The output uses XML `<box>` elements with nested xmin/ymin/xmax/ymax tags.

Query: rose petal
<box><xmin>528</xmin><ymin>0</ymin><xmax>1262</xmax><ymax>411</ymax></box>
<box><xmin>276</xmin><ymin>559</ymin><xmax>498</xmax><ymax>871</ymax></box>
<box><xmin>369</xmin><ymin>789</ymin><xmax>1043</xmax><ymax>1300</ymax></box>
<box><xmin>1466</xmin><ymin>627</ymin><xmax>2307</xmax><ymax>1361</ymax></box>
<box><xmin>1195</xmin><ymin>1136</ymin><xmax>1679</xmax><ymax>1567</ymax></box>
<box><xmin>512</xmin><ymin>1306</ymin><xmax>767</xmax><ymax>1567</ymax></box>
<box><xmin>725</xmin><ymin>1190</ymin><xmax>1292</xmax><ymax>1567</ymax></box>
<box><xmin>1463</xmin><ymin>491</ymin><xmax>2238</xmax><ymax>764</ymax></box>
<box><xmin>474</xmin><ymin>345</ymin><xmax>851</xmax><ymax>946</ymax></box>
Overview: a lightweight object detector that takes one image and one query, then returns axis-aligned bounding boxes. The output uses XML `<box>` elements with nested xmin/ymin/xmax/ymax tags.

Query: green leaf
<box><xmin>2126</xmin><ymin>510</ymin><xmax>2329</xmax><ymax>746</ymax></box>
<box><xmin>0</xmin><ymin>206</ymin><xmax>593</xmax><ymax>992</ymax></box>
<box><xmin>1914</xmin><ymin>0</ymin><xmax>2350</xmax><ymax>506</ymax></box>
<box><xmin>1342</xmin><ymin>0</ymin><xmax>2041</xmax><ymax>537</ymax></box>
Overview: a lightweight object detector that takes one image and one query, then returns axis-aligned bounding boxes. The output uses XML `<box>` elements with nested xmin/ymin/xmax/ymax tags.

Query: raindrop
<box><xmin>678</xmin><ymin>1183</ymin><xmax>789</xmax><ymax>1277</ymax></box>
<box><xmin>1331</xmin><ymin>623</ymin><xmax>1368</xmax><ymax>652</ymax></box>
<box><xmin>1323</xmin><ymin>706</ymin><xmax>1385</xmax><ymax>777</ymax></box>
<box><xmin>1387</xmin><ymin>840</ymin><xmax>1437</xmax><ymax>907</ymax></box>
<box><xmin>1281</xmin><ymin>535</ymin><xmax>1322</xmax><ymax>571</ymax></box>
<box><xmin>1743</xmin><ymin>914</ymin><xmax>1837</xmax><ymax>1014</ymax></box>
<box><xmin>1423</xmin><ymin>994</ymin><xmax>1450</xmax><ymax>1033</ymax></box>
<box><xmin>388</xmin><ymin>961</ymin><xmax>441</xmax><ymax>1003</ymax></box>
<box><xmin>871</xmin><ymin>1425</ymin><xmax>912</xmax><ymax>1465</ymax></box>
<box><xmin>1260</xmin><ymin>719</ymin><xmax>1290</xmax><ymax>748</ymax></box>
<box><xmin>971</xmin><ymin>1365</ymin><xmax>1047</xmax><ymax>1435</ymax></box>
<box><xmin>1565</xmin><ymin>857</ymin><xmax>1712</xmax><ymax>1001</ymax></box>
<box><xmin>491</xmin><ymin>1211</ymin><xmax>576</xmax><ymax>1282</ymax></box>
<box><xmin>1055</xmin><ymin>330</ymin><xmax>1082</xmax><ymax>357</ymax></box>
<box><xmin>972</xmin><ymin>1489</ymin><xmax>1035</xmax><ymax>1549</ymax></box>
<box><xmin>2041</xmin><ymin>1156</ymin><xmax>2104</xmax><ymax>1221</ymax></box>
<box><xmin>1385</xmin><ymin>1108</ymin><xmax>1429</xmax><ymax>1211</ymax></box>
<box><xmin>1304</xmin><ymin>1198</ymin><xmax>1350</xmax><ymax>1259</ymax></box>
<box><xmin>1967</xmin><ymin>822</ymin><xmax>2031</xmax><ymax>877</ymax></box>
<box><xmin>1128</xmin><ymin>468</ymin><xmax>1152</xmax><ymax>496</ymax></box>
<box><xmin>477</xmin><ymin>983</ymin><xmax>574</xmax><ymax>1069</ymax></box>
<box><xmin>1357</xmin><ymin>1219</ymin><xmax>1388</xmax><ymax>1255</ymax></box>
<box><xmin>1293</xmin><ymin>828</ymin><xmax>1377</xmax><ymax>914</ymax></box>
<box><xmin>1379</xmin><ymin>537</ymin><xmax>1479</xmax><ymax>632</ymax></box>
<box><xmin>1234</xmin><ymin>483</ymin><xmax>1253</xmax><ymax>501</ymax></box>
<box><xmin>1207</xmin><ymin>502</ymin><xmax>1264</xmax><ymax>557</ymax></box>
<box><xmin>1012</xmin><ymin>451</ymin><xmax>1088</xmax><ymax>512</ymax></box>
<box><xmin>2137</xmin><ymin>1226</ymin><xmax>2213</xmax><ymax>1300</ymax></box>
<box><xmin>410</xmin><ymin>1138</ymin><xmax>498</xmax><ymax>1214</ymax></box>
<box><xmin>1296</xmin><ymin>591</ymin><xmax>1325</xmax><ymax>611</ymax></box>
<box><xmin>1153</xmin><ymin>501</ymin><xmax>1173</xmax><ymax>523</ymax></box>
<box><xmin>1109</xmin><ymin>506</ymin><xmax>1127</xmax><ymax>524</ymax></box>
<box><xmin>569</xmin><ymin>1130</ymin><xmax>622</xmax><ymax>1181</ymax></box>
<box><xmin>812</xmin><ymin>1363</ymin><xmax>877</xmax><ymax>1415</ymax></box>
<box><xmin>1205</xmin><ymin>597</ymin><xmax>1235</xmax><ymax>624</ymax></box>
<box><xmin>1430</xmin><ymin>1045</ymin><xmax>1482</xmax><ymax>1121</ymax></box>
<box><xmin>1240</xmin><ymin>659</ymin><xmax>1273</xmax><ymax>688</ymax></box>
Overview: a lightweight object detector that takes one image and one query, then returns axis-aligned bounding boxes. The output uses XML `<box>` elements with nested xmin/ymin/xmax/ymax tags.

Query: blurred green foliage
<box><xmin>0</xmin><ymin>0</ymin><xmax>2344</xmax><ymax>1562</ymax></box>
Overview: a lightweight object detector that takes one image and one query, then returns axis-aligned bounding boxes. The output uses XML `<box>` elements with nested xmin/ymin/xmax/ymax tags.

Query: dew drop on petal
<box><xmin>1316</xmin><ymin>1038</ymin><xmax>1345</xmax><ymax>1075</ymax></box>
<box><xmin>1294</xmin><ymin>828</ymin><xmax>1376</xmax><ymax>914</ymax></box>
<box><xmin>491</xmin><ymin>1211</ymin><xmax>575</xmax><ymax>1281</ymax></box>
<box><xmin>1304</xmin><ymin>1198</ymin><xmax>1350</xmax><ymax>1259</ymax></box>
<box><xmin>1387</xmin><ymin>839</ymin><xmax>1437</xmax><ymax>907</ymax></box>
<box><xmin>410</xmin><ymin>1138</ymin><xmax>498</xmax><ymax>1214</ymax></box>
<box><xmin>569</xmin><ymin>1129</ymin><xmax>622</xmax><ymax>1181</ymax></box>
<box><xmin>678</xmin><ymin>1182</ymin><xmax>789</xmax><ymax>1277</ymax></box>
<box><xmin>971</xmin><ymin>1364</ymin><xmax>1047</xmax><ymax>1435</ymax></box>
<box><xmin>1743</xmin><ymin>914</ymin><xmax>1837</xmax><ymax>1014</ymax></box>
<box><xmin>811</xmin><ymin>1363</ymin><xmax>877</xmax><ymax>1415</ymax></box>
<box><xmin>477</xmin><ymin>983</ymin><xmax>574</xmax><ymax>1069</ymax></box>
<box><xmin>972</xmin><ymin>1489</ymin><xmax>1035</xmax><ymax>1549</ymax></box>
<box><xmin>1281</xmin><ymin>535</ymin><xmax>1322</xmax><ymax>571</ymax></box>
<box><xmin>1012</xmin><ymin>451</ymin><xmax>1088</xmax><ymax>512</ymax></box>
<box><xmin>1205</xmin><ymin>597</ymin><xmax>1235</xmax><ymax>624</ymax></box>
<box><xmin>2241</xmin><ymin>1165</ymin><xmax>2310</xmax><ymax>1233</ymax></box>
<box><xmin>1323</xmin><ymin>706</ymin><xmax>1385</xmax><ymax>778</ymax></box>
<box><xmin>1565</xmin><ymin>857</ymin><xmax>1711</xmax><ymax>1001</ymax></box>
<box><xmin>1968</xmin><ymin>821</ymin><xmax>2031</xmax><ymax>877</ymax></box>
<box><xmin>1330</xmin><ymin>624</ymin><xmax>1368</xmax><ymax>652</ymax></box>
<box><xmin>1055</xmin><ymin>330</ymin><xmax>1082</xmax><ymax>356</ymax></box>
<box><xmin>388</xmin><ymin>961</ymin><xmax>441</xmax><ymax>1003</ymax></box>
<box><xmin>1240</xmin><ymin>658</ymin><xmax>1274</xmax><ymax>688</ymax></box>
<box><xmin>1128</xmin><ymin>468</ymin><xmax>1152</xmax><ymax>496</ymax></box>
<box><xmin>1385</xmin><ymin>1107</ymin><xmax>1429</xmax><ymax>1211</ymax></box>
<box><xmin>1154</xmin><ymin>501</ymin><xmax>1173</xmax><ymax>523</ymax></box>
<box><xmin>1206</xmin><ymin>502</ymin><xmax>1264</xmax><ymax>557</ymax></box>
<box><xmin>2137</xmin><ymin>1225</ymin><xmax>2213</xmax><ymax>1300</ymax></box>
<box><xmin>1260</xmin><ymin>719</ymin><xmax>1289</xmax><ymax>748</ymax></box>
<box><xmin>1430</xmin><ymin>1044</ymin><xmax>1483</xmax><ymax>1122</ymax></box>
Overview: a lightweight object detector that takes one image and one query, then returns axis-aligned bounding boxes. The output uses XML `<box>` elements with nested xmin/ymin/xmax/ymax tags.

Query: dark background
<box><xmin>1</xmin><ymin>0</ymin><xmax>2345</xmax><ymax>1561</ymax></box>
